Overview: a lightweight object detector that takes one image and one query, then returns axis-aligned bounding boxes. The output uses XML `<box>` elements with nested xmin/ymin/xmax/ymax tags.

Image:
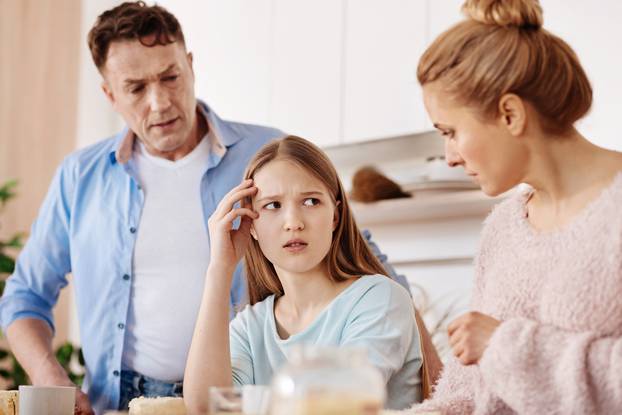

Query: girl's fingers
<box><xmin>218</xmin><ymin>208</ymin><xmax>259</xmax><ymax>229</ymax></box>
<box><xmin>214</xmin><ymin>183</ymin><xmax>258</xmax><ymax>218</ymax></box>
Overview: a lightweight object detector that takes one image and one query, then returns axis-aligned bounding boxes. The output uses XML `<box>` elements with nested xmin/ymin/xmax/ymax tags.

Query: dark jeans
<box><xmin>118</xmin><ymin>370</ymin><xmax>183</xmax><ymax>410</ymax></box>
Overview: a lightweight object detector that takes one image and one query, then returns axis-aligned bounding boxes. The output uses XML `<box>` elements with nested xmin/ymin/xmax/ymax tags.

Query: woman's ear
<box><xmin>332</xmin><ymin>201</ymin><xmax>341</xmax><ymax>231</ymax></box>
<box><xmin>498</xmin><ymin>93</ymin><xmax>527</xmax><ymax>136</ymax></box>
<box><xmin>250</xmin><ymin>223</ymin><xmax>258</xmax><ymax>240</ymax></box>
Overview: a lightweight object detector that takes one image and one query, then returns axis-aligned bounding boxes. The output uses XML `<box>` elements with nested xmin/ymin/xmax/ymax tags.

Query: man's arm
<box><xmin>6</xmin><ymin>318</ymin><xmax>71</xmax><ymax>386</ymax></box>
<box><xmin>7</xmin><ymin>319</ymin><xmax>94</xmax><ymax>414</ymax></box>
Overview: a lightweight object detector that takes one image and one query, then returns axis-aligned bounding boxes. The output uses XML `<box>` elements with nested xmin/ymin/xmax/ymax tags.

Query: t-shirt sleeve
<box><xmin>229</xmin><ymin>307</ymin><xmax>255</xmax><ymax>386</ymax></box>
<box><xmin>341</xmin><ymin>279</ymin><xmax>422</xmax><ymax>384</ymax></box>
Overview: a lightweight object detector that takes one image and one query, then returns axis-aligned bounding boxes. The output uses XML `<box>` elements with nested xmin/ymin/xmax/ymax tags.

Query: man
<box><xmin>0</xmin><ymin>2</ymin><xmax>407</xmax><ymax>414</ymax></box>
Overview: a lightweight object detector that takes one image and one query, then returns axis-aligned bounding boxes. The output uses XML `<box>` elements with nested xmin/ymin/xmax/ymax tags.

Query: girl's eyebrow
<box><xmin>255</xmin><ymin>190</ymin><xmax>325</xmax><ymax>204</ymax></box>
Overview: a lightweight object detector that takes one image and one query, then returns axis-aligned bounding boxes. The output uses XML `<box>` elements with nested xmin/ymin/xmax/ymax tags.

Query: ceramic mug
<box><xmin>18</xmin><ymin>385</ymin><xmax>75</xmax><ymax>415</ymax></box>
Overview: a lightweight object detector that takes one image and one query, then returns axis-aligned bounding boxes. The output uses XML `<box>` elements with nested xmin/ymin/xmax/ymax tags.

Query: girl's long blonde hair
<box><xmin>417</xmin><ymin>0</ymin><xmax>592</xmax><ymax>135</ymax></box>
<box><xmin>243</xmin><ymin>136</ymin><xmax>388</xmax><ymax>305</ymax></box>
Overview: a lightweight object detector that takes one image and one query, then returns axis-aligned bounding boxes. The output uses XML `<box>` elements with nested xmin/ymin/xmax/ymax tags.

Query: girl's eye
<box><xmin>303</xmin><ymin>198</ymin><xmax>320</xmax><ymax>207</ymax></box>
<box><xmin>264</xmin><ymin>201</ymin><xmax>281</xmax><ymax>210</ymax></box>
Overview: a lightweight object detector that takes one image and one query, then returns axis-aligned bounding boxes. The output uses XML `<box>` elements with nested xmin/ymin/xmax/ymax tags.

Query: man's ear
<box><xmin>250</xmin><ymin>223</ymin><xmax>258</xmax><ymax>241</ymax></box>
<box><xmin>187</xmin><ymin>51</ymin><xmax>194</xmax><ymax>76</ymax></box>
<box><xmin>497</xmin><ymin>93</ymin><xmax>527</xmax><ymax>136</ymax></box>
<box><xmin>101</xmin><ymin>81</ymin><xmax>116</xmax><ymax>109</ymax></box>
<box><xmin>332</xmin><ymin>200</ymin><xmax>341</xmax><ymax>231</ymax></box>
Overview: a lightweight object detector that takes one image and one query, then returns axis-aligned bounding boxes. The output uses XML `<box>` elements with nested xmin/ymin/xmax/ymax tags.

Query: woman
<box><xmin>411</xmin><ymin>0</ymin><xmax>622</xmax><ymax>413</ymax></box>
<box><xmin>184</xmin><ymin>136</ymin><xmax>425</xmax><ymax>413</ymax></box>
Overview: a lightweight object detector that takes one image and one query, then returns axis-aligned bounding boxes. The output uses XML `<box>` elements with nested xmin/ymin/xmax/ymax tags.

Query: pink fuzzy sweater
<box><xmin>412</xmin><ymin>177</ymin><xmax>622</xmax><ymax>414</ymax></box>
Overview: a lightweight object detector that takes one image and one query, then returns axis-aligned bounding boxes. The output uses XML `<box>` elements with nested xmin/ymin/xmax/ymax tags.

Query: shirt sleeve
<box><xmin>229</xmin><ymin>307</ymin><xmax>255</xmax><ymax>386</ymax></box>
<box><xmin>341</xmin><ymin>279</ymin><xmax>420</xmax><ymax>386</ymax></box>
<box><xmin>0</xmin><ymin>161</ymin><xmax>74</xmax><ymax>333</ymax></box>
<box><xmin>229</xmin><ymin>262</ymin><xmax>248</xmax><ymax>319</ymax></box>
<box><xmin>362</xmin><ymin>229</ymin><xmax>411</xmax><ymax>294</ymax></box>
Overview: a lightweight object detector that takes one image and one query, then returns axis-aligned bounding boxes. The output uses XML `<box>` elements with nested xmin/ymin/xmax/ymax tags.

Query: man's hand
<box><xmin>447</xmin><ymin>311</ymin><xmax>501</xmax><ymax>365</ymax></box>
<box><xmin>74</xmin><ymin>388</ymin><xmax>94</xmax><ymax>415</ymax></box>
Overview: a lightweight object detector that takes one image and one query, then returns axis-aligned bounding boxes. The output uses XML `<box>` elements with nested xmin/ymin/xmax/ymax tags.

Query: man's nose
<box><xmin>147</xmin><ymin>85</ymin><xmax>171</xmax><ymax>113</ymax></box>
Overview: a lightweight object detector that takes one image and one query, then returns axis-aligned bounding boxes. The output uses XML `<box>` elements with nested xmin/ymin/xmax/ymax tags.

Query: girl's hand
<box><xmin>447</xmin><ymin>311</ymin><xmax>501</xmax><ymax>365</ymax></box>
<box><xmin>207</xmin><ymin>179</ymin><xmax>259</xmax><ymax>273</ymax></box>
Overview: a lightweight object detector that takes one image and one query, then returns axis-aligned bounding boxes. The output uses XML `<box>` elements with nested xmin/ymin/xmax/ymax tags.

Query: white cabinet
<box><xmin>540</xmin><ymin>0</ymin><xmax>622</xmax><ymax>151</ymax></box>
<box><xmin>342</xmin><ymin>0</ymin><xmax>428</xmax><ymax>142</ymax></box>
<box><xmin>269</xmin><ymin>0</ymin><xmax>344</xmax><ymax>147</ymax></box>
<box><xmin>159</xmin><ymin>0</ymin><xmax>273</xmax><ymax>127</ymax></box>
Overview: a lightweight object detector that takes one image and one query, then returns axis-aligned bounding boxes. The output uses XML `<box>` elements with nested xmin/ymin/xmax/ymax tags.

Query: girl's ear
<box><xmin>250</xmin><ymin>223</ymin><xmax>258</xmax><ymax>240</ymax></box>
<box><xmin>332</xmin><ymin>200</ymin><xmax>341</xmax><ymax>231</ymax></box>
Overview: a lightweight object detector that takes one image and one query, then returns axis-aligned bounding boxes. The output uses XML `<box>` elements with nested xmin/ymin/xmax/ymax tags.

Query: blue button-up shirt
<box><xmin>0</xmin><ymin>101</ymin><xmax>283</xmax><ymax>413</ymax></box>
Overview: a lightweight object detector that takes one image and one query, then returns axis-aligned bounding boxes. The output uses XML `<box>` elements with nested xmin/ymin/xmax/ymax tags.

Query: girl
<box><xmin>412</xmin><ymin>0</ymin><xmax>622</xmax><ymax>413</ymax></box>
<box><xmin>184</xmin><ymin>136</ymin><xmax>425</xmax><ymax>412</ymax></box>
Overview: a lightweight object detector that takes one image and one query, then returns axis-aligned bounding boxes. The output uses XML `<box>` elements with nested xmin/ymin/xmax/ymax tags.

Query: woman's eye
<box><xmin>264</xmin><ymin>201</ymin><xmax>281</xmax><ymax>210</ymax></box>
<box><xmin>303</xmin><ymin>198</ymin><xmax>320</xmax><ymax>206</ymax></box>
<box><xmin>440</xmin><ymin>129</ymin><xmax>455</xmax><ymax>139</ymax></box>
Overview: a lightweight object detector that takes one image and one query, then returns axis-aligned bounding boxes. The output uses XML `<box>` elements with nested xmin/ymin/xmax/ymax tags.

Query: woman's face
<box><xmin>250</xmin><ymin>159</ymin><xmax>338</xmax><ymax>276</ymax></box>
<box><xmin>422</xmin><ymin>81</ymin><xmax>528</xmax><ymax>196</ymax></box>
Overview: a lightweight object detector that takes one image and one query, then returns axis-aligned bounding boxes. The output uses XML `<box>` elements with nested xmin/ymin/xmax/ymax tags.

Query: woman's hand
<box><xmin>207</xmin><ymin>179</ymin><xmax>259</xmax><ymax>273</ymax></box>
<box><xmin>447</xmin><ymin>311</ymin><xmax>501</xmax><ymax>365</ymax></box>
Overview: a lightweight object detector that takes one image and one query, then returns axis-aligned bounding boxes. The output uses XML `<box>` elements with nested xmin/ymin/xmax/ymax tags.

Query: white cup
<box><xmin>18</xmin><ymin>385</ymin><xmax>76</xmax><ymax>415</ymax></box>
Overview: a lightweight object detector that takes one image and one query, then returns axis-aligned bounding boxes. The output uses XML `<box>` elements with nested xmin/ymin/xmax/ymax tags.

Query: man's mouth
<box><xmin>151</xmin><ymin>117</ymin><xmax>179</xmax><ymax>129</ymax></box>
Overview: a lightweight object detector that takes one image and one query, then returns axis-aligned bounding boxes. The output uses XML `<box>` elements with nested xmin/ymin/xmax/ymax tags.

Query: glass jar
<box><xmin>269</xmin><ymin>346</ymin><xmax>385</xmax><ymax>415</ymax></box>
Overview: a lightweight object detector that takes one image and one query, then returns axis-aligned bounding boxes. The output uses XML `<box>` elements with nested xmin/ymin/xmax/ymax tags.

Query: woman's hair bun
<box><xmin>462</xmin><ymin>0</ymin><xmax>543</xmax><ymax>29</ymax></box>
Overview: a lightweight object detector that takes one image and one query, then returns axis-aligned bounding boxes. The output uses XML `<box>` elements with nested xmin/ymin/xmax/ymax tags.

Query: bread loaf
<box><xmin>0</xmin><ymin>391</ymin><xmax>19</xmax><ymax>415</ymax></box>
<box><xmin>128</xmin><ymin>396</ymin><xmax>186</xmax><ymax>415</ymax></box>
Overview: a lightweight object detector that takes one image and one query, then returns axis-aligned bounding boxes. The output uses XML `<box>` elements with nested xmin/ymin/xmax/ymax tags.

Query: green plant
<box><xmin>0</xmin><ymin>180</ymin><xmax>85</xmax><ymax>388</ymax></box>
<box><xmin>0</xmin><ymin>180</ymin><xmax>24</xmax><ymax>294</ymax></box>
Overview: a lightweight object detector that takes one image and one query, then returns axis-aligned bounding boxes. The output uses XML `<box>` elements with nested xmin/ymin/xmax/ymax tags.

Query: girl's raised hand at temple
<box><xmin>207</xmin><ymin>179</ymin><xmax>259</xmax><ymax>273</ymax></box>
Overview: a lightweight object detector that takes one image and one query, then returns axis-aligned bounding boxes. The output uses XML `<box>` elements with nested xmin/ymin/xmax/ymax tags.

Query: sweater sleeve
<box><xmin>409</xmin><ymin>357</ymin><xmax>476</xmax><ymax>414</ymax></box>
<box><xmin>479</xmin><ymin>317</ymin><xmax>622</xmax><ymax>413</ymax></box>
<box><xmin>409</xmin><ymin>224</ymin><xmax>495</xmax><ymax>415</ymax></box>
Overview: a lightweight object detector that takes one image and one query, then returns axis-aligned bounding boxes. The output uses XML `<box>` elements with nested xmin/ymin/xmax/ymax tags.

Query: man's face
<box><xmin>101</xmin><ymin>38</ymin><xmax>198</xmax><ymax>160</ymax></box>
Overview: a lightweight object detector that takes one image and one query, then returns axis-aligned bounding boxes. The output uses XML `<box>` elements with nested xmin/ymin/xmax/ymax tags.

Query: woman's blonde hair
<box><xmin>243</xmin><ymin>136</ymin><xmax>388</xmax><ymax>305</ymax></box>
<box><xmin>417</xmin><ymin>0</ymin><xmax>592</xmax><ymax>135</ymax></box>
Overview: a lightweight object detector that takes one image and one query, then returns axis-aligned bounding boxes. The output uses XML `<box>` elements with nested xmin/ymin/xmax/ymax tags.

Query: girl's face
<box><xmin>422</xmin><ymin>81</ymin><xmax>528</xmax><ymax>196</ymax></box>
<box><xmin>250</xmin><ymin>159</ymin><xmax>339</xmax><ymax>276</ymax></box>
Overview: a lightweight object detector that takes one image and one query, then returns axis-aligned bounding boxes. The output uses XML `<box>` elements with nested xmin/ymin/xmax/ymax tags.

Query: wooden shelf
<box><xmin>351</xmin><ymin>189</ymin><xmax>507</xmax><ymax>226</ymax></box>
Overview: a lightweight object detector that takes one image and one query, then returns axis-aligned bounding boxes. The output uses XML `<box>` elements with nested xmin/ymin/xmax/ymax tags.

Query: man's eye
<box><xmin>303</xmin><ymin>198</ymin><xmax>319</xmax><ymax>206</ymax></box>
<box><xmin>264</xmin><ymin>201</ymin><xmax>281</xmax><ymax>210</ymax></box>
<box><xmin>130</xmin><ymin>85</ymin><xmax>145</xmax><ymax>94</ymax></box>
<box><xmin>163</xmin><ymin>75</ymin><xmax>179</xmax><ymax>82</ymax></box>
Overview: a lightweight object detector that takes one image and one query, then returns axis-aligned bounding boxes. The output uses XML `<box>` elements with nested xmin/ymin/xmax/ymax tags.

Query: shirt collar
<box><xmin>110</xmin><ymin>101</ymin><xmax>231</xmax><ymax>165</ymax></box>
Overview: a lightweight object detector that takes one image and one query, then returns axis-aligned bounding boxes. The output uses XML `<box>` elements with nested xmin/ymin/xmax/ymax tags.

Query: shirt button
<box><xmin>130</xmin><ymin>227</ymin><xmax>137</xmax><ymax>233</ymax></box>
<box><xmin>122</xmin><ymin>274</ymin><xmax>130</xmax><ymax>281</ymax></box>
<box><xmin>117</xmin><ymin>323</ymin><xmax>125</xmax><ymax>329</ymax></box>
<box><xmin>113</xmin><ymin>370</ymin><xmax>120</xmax><ymax>377</ymax></box>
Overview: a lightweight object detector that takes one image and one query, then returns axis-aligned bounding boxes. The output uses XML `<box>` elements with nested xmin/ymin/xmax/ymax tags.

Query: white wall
<box><xmin>75</xmin><ymin>0</ymin><xmax>124</xmax><ymax>150</ymax></box>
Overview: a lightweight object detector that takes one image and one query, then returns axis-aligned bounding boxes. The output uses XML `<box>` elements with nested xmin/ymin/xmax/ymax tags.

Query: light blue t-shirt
<box><xmin>229</xmin><ymin>275</ymin><xmax>423</xmax><ymax>410</ymax></box>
